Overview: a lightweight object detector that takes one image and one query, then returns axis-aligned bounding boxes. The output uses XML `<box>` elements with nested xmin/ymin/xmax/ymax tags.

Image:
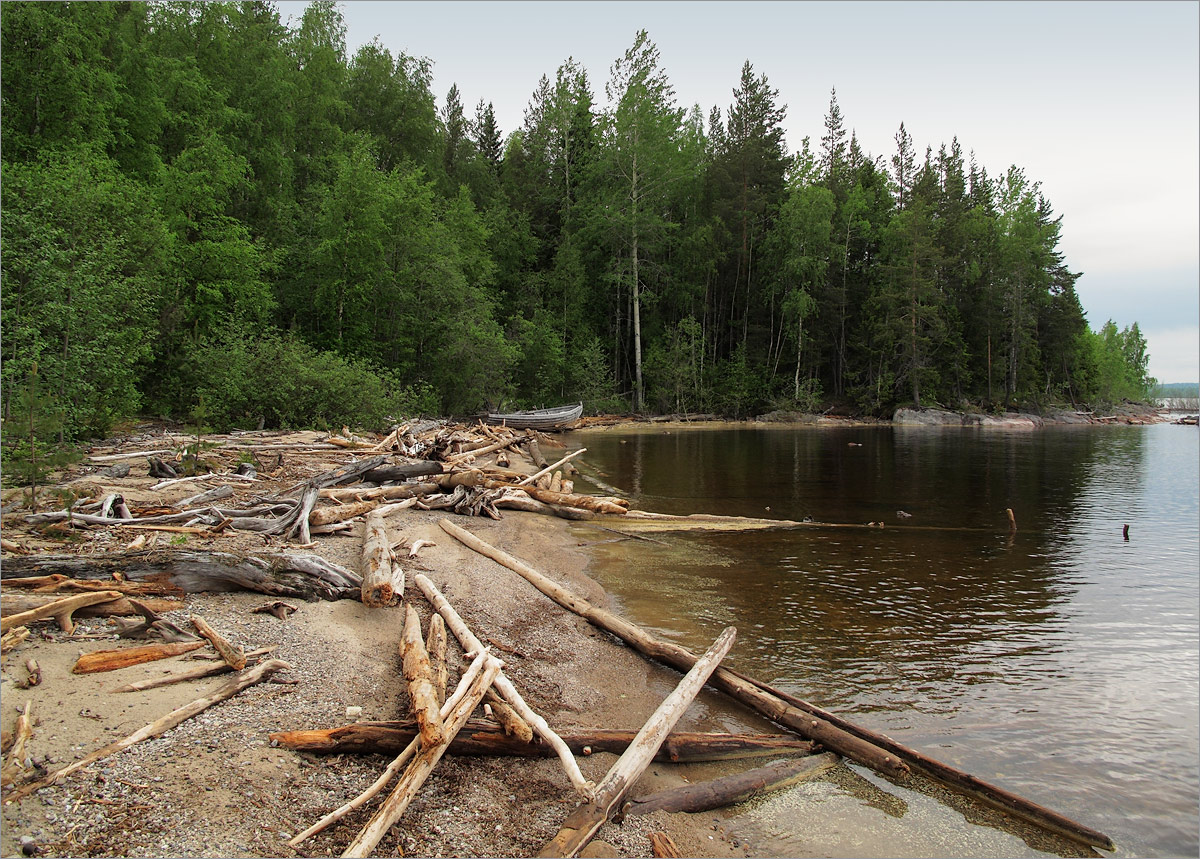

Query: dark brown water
<box><xmin>571</xmin><ymin>423</ymin><xmax>1199</xmax><ymax>858</ymax></box>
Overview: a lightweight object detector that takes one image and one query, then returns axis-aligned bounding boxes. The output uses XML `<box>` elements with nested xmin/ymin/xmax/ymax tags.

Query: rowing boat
<box><xmin>484</xmin><ymin>402</ymin><xmax>583</xmax><ymax>431</ymax></box>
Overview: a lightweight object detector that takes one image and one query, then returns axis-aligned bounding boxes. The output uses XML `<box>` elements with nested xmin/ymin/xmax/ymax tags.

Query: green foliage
<box><xmin>0</xmin><ymin>12</ymin><xmax>1156</xmax><ymax>425</ymax></box>
<box><xmin>1</xmin><ymin>364</ymin><xmax>81</xmax><ymax>510</ymax></box>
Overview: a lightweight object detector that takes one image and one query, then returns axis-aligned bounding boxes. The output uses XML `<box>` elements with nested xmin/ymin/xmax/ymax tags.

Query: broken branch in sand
<box><xmin>1</xmin><ymin>590</ymin><xmax>125</xmax><ymax>635</ymax></box>
<box><xmin>5</xmin><ymin>659</ymin><xmax>289</xmax><ymax>803</ymax></box>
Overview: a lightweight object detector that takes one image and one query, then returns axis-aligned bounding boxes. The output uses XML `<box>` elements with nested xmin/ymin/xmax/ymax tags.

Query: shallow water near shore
<box><xmin>572</xmin><ymin>422</ymin><xmax>1199</xmax><ymax>858</ymax></box>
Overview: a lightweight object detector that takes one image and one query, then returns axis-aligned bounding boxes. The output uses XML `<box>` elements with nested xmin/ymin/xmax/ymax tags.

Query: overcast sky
<box><xmin>278</xmin><ymin>0</ymin><xmax>1199</xmax><ymax>383</ymax></box>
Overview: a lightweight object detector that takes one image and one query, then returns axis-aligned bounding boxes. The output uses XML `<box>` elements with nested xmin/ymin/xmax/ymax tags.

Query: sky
<box><xmin>278</xmin><ymin>0</ymin><xmax>1199</xmax><ymax>383</ymax></box>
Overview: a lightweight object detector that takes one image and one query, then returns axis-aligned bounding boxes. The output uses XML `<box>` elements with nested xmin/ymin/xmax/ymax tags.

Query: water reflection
<box><xmin>574</xmin><ymin>424</ymin><xmax>1199</xmax><ymax>857</ymax></box>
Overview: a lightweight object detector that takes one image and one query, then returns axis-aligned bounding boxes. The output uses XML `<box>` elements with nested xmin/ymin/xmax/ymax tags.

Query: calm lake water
<box><xmin>570</xmin><ymin>422</ymin><xmax>1199</xmax><ymax>858</ymax></box>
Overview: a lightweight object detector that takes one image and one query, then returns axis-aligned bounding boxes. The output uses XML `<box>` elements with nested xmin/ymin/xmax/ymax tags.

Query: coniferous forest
<box><xmin>1</xmin><ymin>1</ymin><xmax>1158</xmax><ymax>441</ymax></box>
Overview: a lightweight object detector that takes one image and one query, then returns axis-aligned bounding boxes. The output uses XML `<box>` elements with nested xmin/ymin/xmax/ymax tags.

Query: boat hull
<box><xmin>484</xmin><ymin>403</ymin><xmax>583</xmax><ymax>430</ymax></box>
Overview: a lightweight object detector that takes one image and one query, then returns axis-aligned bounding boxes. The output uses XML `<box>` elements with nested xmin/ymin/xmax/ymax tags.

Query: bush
<box><xmin>184</xmin><ymin>333</ymin><xmax>430</xmax><ymax>431</ymax></box>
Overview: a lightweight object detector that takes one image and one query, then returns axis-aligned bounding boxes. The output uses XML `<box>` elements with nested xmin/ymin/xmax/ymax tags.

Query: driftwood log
<box><xmin>438</xmin><ymin>519</ymin><xmax>907</xmax><ymax>779</ymax></box>
<box><xmin>289</xmin><ymin>652</ymin><xmax>492</xmax><ymax>847</ymax></box>
<box><xmin>72</xmin><ymin>641</ymin><xmax>205</xmax><ymax>674</ymax></box>
<box><xmin>189</xmin><ymin>615</ymin><xmax>246</xmax><ymax>670</ymax></box>
<box><xmin>0</xmin><ymin>549</ymin><xmax>361</xmax><ymax>601</ymax></box>
<box><xmin>439</xmin><ymin>518</ymin><xmax>1114</xmax><ymax>853</ymax></box>
<box><xmin>360</xmin><ymin>511</ymin><xmax>402</xmax><ymax>607</ymax></box>
<box><xmin>1</xmin><ymin>590</ymin><xmax>125</xmax><ymax>635</ymax></box>
<box><xmin>623</xmin><ymin>752</ymin><xmax>838</xmax><ymax>815</ymax></box>
<box><xmin>1</xmin><ymin>593</ymin><xmax>182</xmax><ymax>620</ymax></box>
<box><xmin>269</xmin><ymin>720</ymin><xmax>817</xmax><ymax>761</ymax></box>
<box><xmin>537</xmin><ymin>626</ymin><xmax>737</xmax><ymax>858</ymax></box>
<box><xmin>400</xmin><ymin>605</ymin><xmax>444</xmax><ymax>747</ymax></box>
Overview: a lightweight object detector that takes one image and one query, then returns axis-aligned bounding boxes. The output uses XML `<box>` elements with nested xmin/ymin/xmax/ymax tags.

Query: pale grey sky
<box><xmin>279</xmin><ymin>0</ymin><xmax>1199</xmax><ymax>382</ymax></box>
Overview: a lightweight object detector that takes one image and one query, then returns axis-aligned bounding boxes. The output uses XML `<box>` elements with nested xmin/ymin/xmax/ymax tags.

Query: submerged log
<box><xmin>439</xmin><ymin>518</ymin><xmax>1115</xmax><ymax>853</ymax></box>
<box><xmin>624</xmin><ymin>752</ymin><xmax>838</xmax><ymax>816</ymax></box>
<box><xmin>537</xmin><ymin>626</ymin><xmax>737</xmax><ymax>858</ymax></box>
<box><xmin>269</xmin><ymin>721</ymin><xmax>817</xmax><ymax>762</ymax></box>
<box><xmin>0</xmin><ymin>549</ymin><xmax>361</xmax><ymax>601</ymax></box>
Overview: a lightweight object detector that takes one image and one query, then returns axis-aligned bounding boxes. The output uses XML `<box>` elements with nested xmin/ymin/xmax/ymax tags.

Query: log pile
<box><xmin>0</xmin><ymin>421</ymin><xmax>1115</xmax><ymax>857</ymax></box>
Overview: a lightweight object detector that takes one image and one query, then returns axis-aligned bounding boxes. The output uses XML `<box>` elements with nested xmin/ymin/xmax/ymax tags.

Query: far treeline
<box><xmin>1</xmin><ymin>1</ymin><xmax>1157</xmax><ymax>444</ymax></box>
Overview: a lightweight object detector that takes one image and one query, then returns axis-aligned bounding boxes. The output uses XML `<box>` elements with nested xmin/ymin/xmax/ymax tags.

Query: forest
<box><xmin>1</xmin><ymin>1</ymin><xmax>1157</xmax><ymax>443</ymax></box>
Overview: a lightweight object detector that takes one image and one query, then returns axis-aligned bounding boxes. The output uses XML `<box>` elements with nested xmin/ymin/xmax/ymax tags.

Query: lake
<box><xmin>569</xmin><ymin>422</ymin><xmax>1199</xmax><ymax>858</ymax></box>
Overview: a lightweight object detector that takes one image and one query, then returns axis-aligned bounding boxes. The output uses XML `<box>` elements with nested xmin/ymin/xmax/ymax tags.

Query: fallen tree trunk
<box><xmin>309</xmin><ymin>499</ymin><xmax>381</xmax><ymax>527</ymax></box>
<box><xmin>438</xmin><ymin>518</ymin><xmax>1114</xmax><ymax>853</ymax></box>
<box><xmin>0</xmin><ymin>549</ymin><xmax>361</xmax><ymax>601</ymax></box>
<box><xmin>5</xmin><ymin>659</ymin><xmax>289</xmax><ymax>803</ymax></box>
<box><xmin>493</xmin><ymin>492</ymin><xmax>596</xmax><ymax>521</ymax></box>
<box><xmin>1</xmin><ymin>590</ymin><xmax>125</xmax><ymax>635</ymax></box>
<box><xmin>0</xmin><ymin>574</ymin><xmax>181</xmax><ymax>597</ymax></box>
<box><xmin>537</xmin><ymin>626</ymin><xmax>737</xmax><ymax>858</ymax></box>
<box><xmin>360</xmin><ymin>511</ymin><xmax>402</xmax><ymax>607</ymax></box>
<box><xmin>438</xmin><ymin>518</ymin><xmax>908</xmax><ymax>782</ymax></box>
<box><xmin>401</xmin><ymin>605</ymin><xmax>445</xmax><ymax>747</ymax></box>
<box><xmin>360</xmin><ymin>461</ymin><xmax>444</xmax><ymax>483</ymax></box>
<box><xmin>484</xmin><ymin>483</ymin><xmax>627</xmax><ymax>515</ymax></box>
<box><xmin>623</xmin><ymin>752</ymin><xmax>838</xmax><ymax>816</ymax></box>
<box><xmin>269</xmin><ymin>721</ymin><xmax>817</xmax><ymax>761</ymax></box>
<box><xmin>72</xmin><ymin>641</ymin><xmax>205</xmax><ymax>674</ymax></box>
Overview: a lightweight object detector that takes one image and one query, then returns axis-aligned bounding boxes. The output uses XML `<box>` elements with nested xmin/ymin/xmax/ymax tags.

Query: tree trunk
<box><xmin>269</xmin><ymin>721</ymin><xmax>816</xmax><ymax>762</ymax></box>
<box><xmin>537</xmin><ymin>627</ymin><xmax>737</xmax><ymax>858</ymax></box>
<box><xmin>0</xmin><ymin>550</ymin><xmax>361</xmax><ymax>601</ymax></box>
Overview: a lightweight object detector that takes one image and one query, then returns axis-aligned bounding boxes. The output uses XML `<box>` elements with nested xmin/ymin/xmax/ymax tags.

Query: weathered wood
<box><xmin>439</xmin><ymin>518</ymin><xmax>1113</xmax><ymax>853</ymax></box>
<box><xmin>493</xmin><ymin>492</ymin><xmax>597</xmax><ymax>521</ymax></box>
<box><xmin>0</xmin><ymin>549</ymin><xmax>361</xmax><ymax>601</ymax></box>
<box><xmin>401</xmin><ymin>605</ymin><xmax>445</xmax><ymax>747</ymax></box>
<box><xmin>73</xmin><ymin>641</ymin><xmax>206</xmax><ymax>674</ymax></box>
<box><xmin>22</xmin><ymin>658</ymin><xmax>42</xmax><ymax>688</ymax></box>
<box><xmin>360</xmin><ymin>511</ymin><xmax>402</xmax><ymax>607</ymax></box>
<box><xmin>360</xmin><ymin>461</ymin><xmax>444</xmax><ymax>482</ymax></box>
<box><xmin>341</xmin><ymin>655</ymin><xmax>503</xmax><ymax>858</ymax></box>
<box><xmin>648</xmin><ymin>832</ymin><xmax>682</xmax><ymax>859</ymax></box>
<box><xmin>1</xmin><ymin>590</ymin><xmax>125</xmax><ymax>635</ymax></box>
<box><xmin>1</xmin><ymin>592</ymin><xmax>182</xmax><ymax>620</ymax></box>
<box><xmin>177</xmin><ymin>484</ymin><xmax>235</xmax><ymax>508</ymax></box>
<box><xmin>1</xmin><ymin>703</ymin><xmax>34</xmax><ymax>787</ymax></box>
<box><xmin>268</xmin><ymin>721</ymin><xmax>817</xmax><ymax>761</ymax></box>
<box><xmin>319</xmin><ymin>484</ymin><xmax>420</xmax><ymax>503</ymax></box>
<box><xmin>483</xmin><ymin>688</ymin><xmax>534</xmax><ymax>742</ymax></box>
<box><xmin>289</xmin><ymin>651</ymin><xmax>490</xmax><ymax>847</ymax></box>
<box><xmin>484</xmin><ymin>483</ymin><xmax>627</xmax><ymax>515</ymax></box>
<box><xmin>624</xmin><ymin>753</ymin><xmax>838</xmax><ymax>816</ymax></box>
<box><xmin>517</xmin><ymin>448</ymin><xmax>588</xmax><ymax>487</ymax></box>
<box><xmin>0</xmin><ymin>627</ymin><xmax>30</xmax><ymax>654</ymax></box>
<box><xmin>0</xmin><ymin>574</ymin><xmax>180</xmax><ymax>597</ymax></box>
<box><xmin>114</xmin><ymin>646</ymin><xmax>277</xmax><ymax>692</ymax></box>
<box><xmin>440</xmin><ymin>518</ymin><xmax>909</xmax><ymax>779</ymax></box>
<box><xmin>189</xmin><ymin>615</ymin><xmax>246</xmax><ymax>670</ymax></box>
<box><xmin>309</xmin><ymin>499</ymin><xmax>380</xmax><ymax>527</ymax></box>
<box><xmin>413</xmin><ymin>573</ymin><xmax>593</xmax><ymax>797</ymax></box>
<box><xmin>426</xmin><ymin>614</ymin><xmax>448</xmax><ymax>708</ymax></box>
<box><xmin>537</xmin><ymin>626</ymin><xmax>737</xmax><ymax>859</ymax></box>
<box><xmin>5</xmin><ymin>659</ymin><xmax>289</xmax><ymax>803</ymax></box>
